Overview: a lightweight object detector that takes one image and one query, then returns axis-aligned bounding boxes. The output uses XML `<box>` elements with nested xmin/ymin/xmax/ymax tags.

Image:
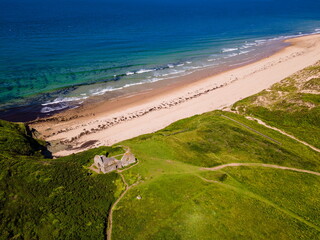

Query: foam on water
<box><xmin>224</xmin><ymin>53</ymin><xmax>238</xmax><ymax>58</ymax></box>
<box><xmin>41</xmin><ymin>103</ymin><xmax>69</xmax><ymax>113</ymax></box>
<box><xmin>239</xmin><ymin>50</ymin><xmax>252</xmax><ymax>55</ymax></box>
<box><xmin>42</xmin><ymin>96</ymin><xmax>88</xmax><ymax>106</ymax></box>
<box><xmin>222</xmin><ymin>48</ymin><xmax>239</xmax><ymax>53</ymax></box>
<box><xmin>90</xmin><ymin>86</ymin><xmax>124</xmax><ymax>96</ymax></box>
<box><xmin>136</xmin><ymin>69</ymin><xmax>155</xmax><ymax>74</ymax></box>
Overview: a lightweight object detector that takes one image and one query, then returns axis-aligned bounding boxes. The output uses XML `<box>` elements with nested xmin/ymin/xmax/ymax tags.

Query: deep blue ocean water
<box><xmin>0</xmin><ymin>0</ymin><xmax>320</xmax><ymax>120</ymax></box>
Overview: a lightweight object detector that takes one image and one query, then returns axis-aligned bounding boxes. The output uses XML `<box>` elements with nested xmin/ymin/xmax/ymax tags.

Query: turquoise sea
<box><xmin>0</xmin><ymin>0</ymin><xmax>320</xmax><ymax>121</ymax></box>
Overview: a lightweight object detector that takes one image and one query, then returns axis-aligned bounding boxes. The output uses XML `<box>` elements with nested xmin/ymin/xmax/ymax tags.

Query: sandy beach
<box><xmin>30</xmin><ymin>34</ymin><xmax>320</xmax><ymax>156</ymax></box>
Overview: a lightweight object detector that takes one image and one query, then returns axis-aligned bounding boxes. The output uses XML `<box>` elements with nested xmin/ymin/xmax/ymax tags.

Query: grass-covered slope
<box><xmin>0</xmin><ymin>120</ymin><xmax>46</xmax><ymax>156</ymax></box>
<box><xmin>126</xmin><ymin>111</ymin><xmax>319</xmax><ymax>170</ymax></box>
<box><xmin>233</xmin><ymin>62</ymin><xmax>320</xmax><ymax>148</ymax></box>
<box><xmin>0</xmin><ymin>120</ymin><xmax>120</xmax><ymax>240</ymax></box>
<box><xmin>111</xmin><ymin>111</ymin><xmax>320</xmax><ymax>240</ymax></box>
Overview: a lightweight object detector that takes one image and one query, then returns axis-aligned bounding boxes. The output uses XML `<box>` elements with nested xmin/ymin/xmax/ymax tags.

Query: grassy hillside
<box><xmin>0</xmin><ymin>120</ymin><xmax>120</xmax><ymax>240</ymax></box>
<box><xmin>111</xmin><ymin>110</ymin><xmax>320</xmax><ymax>240</ymax></box>
<box><xmin>109</xmin><ymin>63</ymin><xmax>320</xmax><ymax>239</ymax></box>
<box><xmin>233</xmin><ymin>61</ymin><xmax>320</xmax><ymax>148</ymax></box>
<box><xmin>0</xmin><ymin>120</ymin><xmax>47</xmax><ymax>156</ymax></box>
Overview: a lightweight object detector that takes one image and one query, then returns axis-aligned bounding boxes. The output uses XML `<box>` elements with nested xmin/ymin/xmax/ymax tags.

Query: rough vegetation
<box><xmin>0</xmin><ymin>120</ymin><xmax>120</xmax><ymax>239</ymax></box>
<box><xmin>233</xmin><ymin>61</ymin><xmax>320</xmax><ymax>148</ymax></box>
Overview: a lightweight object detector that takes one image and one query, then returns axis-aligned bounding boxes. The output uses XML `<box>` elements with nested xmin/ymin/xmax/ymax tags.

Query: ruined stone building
<box><xmin>93</xmin><ymin>149</ymin><xmax>136</xmax><ymax>173</ymax></box>
<box><xmin>120</xmin><ymin>151</ymin><xmax>136</xmax><ymax>166</ymax></box>
<box><xmin>93</xmin><ymin>155</ymin><xmax>120</xmax><ymax>173</ymax></box>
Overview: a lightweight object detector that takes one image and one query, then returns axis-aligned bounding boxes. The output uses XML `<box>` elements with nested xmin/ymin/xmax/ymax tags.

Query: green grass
<box><xmin>123</xmin><ymin>111</ymin><xmax>319</xmax><ymax>171</ymax></box>
<box><xmin>210</xmin><ymin>166</ymin><xmax>320</xmax><ymax>229</ymax></box>
<box><xmin>60</xmin><ymin>145</ymin><xmax>124</xmax><ymax>167</ymax></box>
<box><xmin>110</xmin><ymin>109</ymin><xmax>320</xmax><ymax>239</ymax></box>
<box><xmin>270</xmin><ymin>77</ymin><xmax>297</xmax><ymax>92</ymax></box>
<box><xmin>301</xmin><ymin>93</ymin><xmax>320</xmax><ymax>104</ymax></box>
<box><xmin>303</xmin><ymin>78</ymin><xmax>320</xmax><ymax>91</ymax></box>
<box><xmin>236</xmin><ymin>105</ymin><xmax>320</xmax><ymax>148</ymax></box>
<box><xmin>0</xmin><ymin>119</ymin><xmax>46</xmax><ymax>156</ymax></box>
<box><xmin>0</xmin><ymin>121</ymin><xmax>120</xmax><ymax>239</ymax></box>
<box><xmin>113</xmin><ymin>168</ymin><xmax>320</xmax><ymax>239</ymax></box>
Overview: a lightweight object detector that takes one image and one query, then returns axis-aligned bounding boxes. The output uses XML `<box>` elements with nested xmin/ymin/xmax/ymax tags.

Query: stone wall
<box><xmin>93</xmin><ymin>148</ymin><xmax>136</xmax><ymax>173</ymax></box>
<box><xmin>121</xmin><ymin>152</ymin><xmax>136</xmax><ymax>166</ymax></box>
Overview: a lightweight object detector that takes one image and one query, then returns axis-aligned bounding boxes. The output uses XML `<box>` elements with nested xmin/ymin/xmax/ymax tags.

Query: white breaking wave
<box><xmin>154</xmin><ymin>68</ymin><xmax>188</xmax><ymax>77</ymax></box>
<box><xmin>41</xmin><ymin>96</ymin><xmax>88</xmax><ymax>106</ymax></box>
<box><xmin>224</xmin><ymin>53</ymin><xmax>238</xmax><ymax>58</ymax></box>
<box><xmin>255</xmin><ymin>39</ymin><xmax>267</xmax><ymax>43</ymax></box>
<box><xmin>188</xmin><ymin>66</ymin><xmax>203</xmax><ymax>70</ymax></box>
<box><xmin>90</xmin><ymin>86</ymin><xmax>123</xmax><ymax>96</ymax></box>
<box><xmin>241</xmin><ymin>42</ymin><xmax>257</xmax><ymax>49</ymax></box>
<box><xmin>240</xmin><ymin>45</ymin><xmax>251</xmax><ymax>49</ymax></box>
<box><xmin>126</xmin><ymin>71</ymin><xmax>134</xmax><ymax>75</ymax></box>
<box><xmin>136</xmin><ymin>69</ymin><xmax>155</xmax><ymax>74</ymax></box>
<box><xmin>222</xmin><ymin>47</ymin><xmax>238</xmax><ymax>53</ymax></box>
<box><xmin>41</xmin><ymin>103</ymin><xmax>69</xmax><ymax>113</ymax></box>
<box><xmin>239</xmin><ymin>50</ymin><xmax>252</xmax><ymax>55</ymax></box>
<box><xmin>123</xmin><ymin>81</ymin><xmax>146</xmax><ymax>88</ymax></box>
<box><xmin>171</xmin><ymin>69</ymin><xmax>187</xmax><ymax>74</ymax></box>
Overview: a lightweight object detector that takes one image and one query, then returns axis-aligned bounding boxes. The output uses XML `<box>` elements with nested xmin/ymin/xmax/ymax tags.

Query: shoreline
<box><xmin>30</xmin><ymin>34</ymin><xmax>320</xmax><ymax>156</ymax></box>
<box><xmin>0</xmin><ymin>37</ymin><xmax>288</xmax><ymax>123</ymax></box>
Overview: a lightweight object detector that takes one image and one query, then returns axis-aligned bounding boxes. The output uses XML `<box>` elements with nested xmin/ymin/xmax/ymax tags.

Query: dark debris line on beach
<box><xmin>50</xmin><ymin>80</ymin><xmax>235</xmax><ymax>145</ymax></box>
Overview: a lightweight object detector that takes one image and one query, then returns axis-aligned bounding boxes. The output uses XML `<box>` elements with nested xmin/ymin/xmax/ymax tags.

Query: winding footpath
<box><xmin>106</xmin><ymin>151</ymin><xmax>140</xmax><ymax>240</ymax></box>
<box><xmin>201</xmin><ymin>162</ymin><xmax>320</xmax><ymax>176</ymax></box>
<box><xmin>245</xmin><ymin>116</ymin><xmax>320</xmax><ymax>153</ymax></box>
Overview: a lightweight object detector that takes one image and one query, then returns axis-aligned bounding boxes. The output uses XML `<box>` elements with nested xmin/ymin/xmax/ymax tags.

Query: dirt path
<box><xmin>106</xmin><ymin>173</ymin><xmax>127</xmax><ymax>240</ymax></box>
<box><xmin>246</xmin><ymin>116</ymin><xmax>320</xmax><ymax>153</ymax></box>
<box><xmin>106</xmin><ymin>148</ymin><xmax>140</xmax><ymax>240</ymax></box>
<box><xmin>221</xmin><ymin>114</ymin><xmax>281</xmax><ymax>145</ymax></box>
<box><xmin>117</xmin><ymin>159</ymin><xmax>139</xmax><ymax>173</ymax></box>
<box><xmin>201</xmin><ymin>162</ymin><xmax>320</xmax><ymax>176</ymax></box>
